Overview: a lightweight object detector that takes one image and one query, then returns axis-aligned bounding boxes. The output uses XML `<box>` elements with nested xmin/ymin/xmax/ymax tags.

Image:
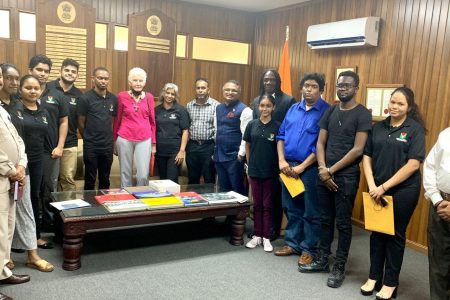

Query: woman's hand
<box><xmin>369</xmin><ymin>185</ymin><xmax>385</xmax><ymax>202</ymax></box>
<box><xmin>151</xmin><ymin>144</ymin><xmax>156</xmax><ymax>154</ymax></box>
<box><xmin>175</xmin><ymin>150</ymin><xmax>185</xmax><ymax>165</ymax></box>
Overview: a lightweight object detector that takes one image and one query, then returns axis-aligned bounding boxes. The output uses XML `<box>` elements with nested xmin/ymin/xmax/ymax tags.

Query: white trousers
<box><xmin>0</xmin><ymin>188</ymin><xmax>15</xmax><ymax>280</ymax></box>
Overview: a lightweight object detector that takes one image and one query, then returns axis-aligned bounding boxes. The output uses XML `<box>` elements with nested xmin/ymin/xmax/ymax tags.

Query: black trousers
<box><xmin>186</xmin><ymin>140</ymin><xmax>215</xmax><ymax>184</ymax></box>
<box><xmin>368</xmin><ymin>183</ymin><xmax>420</xmax><ymax>286</ymax></box>
<box><xmin>83</xmin><ymin>147</ymin><xmax>113</xmax><ymax>190</ymax></box>
<box><xmin>317</xmin><ymin>174</ymin><xmax>359</xmax><ymax>265</ymax></box>
<box><xmin>28</xmin><ymin>160</ymin><xmax>43</xmax><ymax>239</ymax></box>
<box><xmin>156</xmin><ymin>154</ymin><xmax>181</xmax><ymax>183</ymax></box>
<box><xmin>428</xmin><ymin>203</ymin><xmax>450</xmax><ymax>300</ymax></box>
<box><xmin>271</xmin><ymin>179</ymin><xmax>283</xmax><ymax>235</ymax></box>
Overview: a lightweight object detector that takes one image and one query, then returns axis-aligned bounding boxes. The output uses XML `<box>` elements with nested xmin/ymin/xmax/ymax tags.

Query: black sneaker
<box><xmin>327</xmin><ymin>263</ymin><xmax>346</xmax><ymax>288</ymax></box>
<box><xmin>298</xmin><ymin>254</ymin><xmax>330</xmax><ymax>273</ymax></box>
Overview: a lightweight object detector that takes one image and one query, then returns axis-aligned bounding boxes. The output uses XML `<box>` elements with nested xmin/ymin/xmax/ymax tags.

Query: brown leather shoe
<box><xmin>0</xmin><ymin>274</ymin><xmax>30</xmax><ymax>285</ymax></box>
<box><xmin>0</xmin><ymin>292</ymin><xmax>13</xmax><ymax>300</ymax></box>
<box><xmin>274</xmin><ymin>245</ymin><xmax>295</xmax><ymax>256</ymax></box>
<box><xmin>298</xmin><ymin>252</ymin><xmax>314</xmax><ymax>265</ymax></box>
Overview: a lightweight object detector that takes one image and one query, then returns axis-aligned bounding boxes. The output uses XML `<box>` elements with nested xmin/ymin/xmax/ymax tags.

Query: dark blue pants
<box><xmin>186</xmin><ymin>140</ymin><xmax>215</xmax><ymax>184</ymax></box>
<box><xmin>215</xmin><ymin>159</ymin><xmax>245</xmax><ymax>194</ymax></box>
<box><xmin>281</xmin><ymin>164</ymin><xmax>320</xmax><ymax>256</ymax></box>
<box><xmin>83</xmin><ymin>147</ymin><xmax>113</xmax><ymax>190</ymax></box>
<box><xmin>317</xmin><ymin>174</ymin><xmax>359</xmax><ymax>265</ymax></box>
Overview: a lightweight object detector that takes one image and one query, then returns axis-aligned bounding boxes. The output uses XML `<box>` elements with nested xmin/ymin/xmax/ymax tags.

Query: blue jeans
<box><xmin>281</xmin><ymin>164</ymin><xmax>320</xmax><ymax>256</ymax></box>
<box><xmin>317</xmin><ymin>174</ymin><xmax>359</xmax><ymax>265</ymax></box>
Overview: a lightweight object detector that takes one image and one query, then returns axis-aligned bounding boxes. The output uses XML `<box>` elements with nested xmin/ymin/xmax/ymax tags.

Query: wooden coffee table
<box><xmin>51</xmin><ymin>185</ymin><xmax>250</xmax><ymax>271</ymax></box>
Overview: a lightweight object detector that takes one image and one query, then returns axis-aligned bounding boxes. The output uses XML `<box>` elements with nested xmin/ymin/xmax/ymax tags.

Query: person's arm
<box><xmin>245</xmin><ymin>142</ymin><xmax>251</xmax><ymax>166</ymax></box>
<box><xmin>238</xmin><ymin>107</ymin><xmax>253</xmax><ymax>160</ymax></box>
<box><xmin>362</xmin><ymin>154</ymin><xmax>376</xmax><ymax>191</ymax></box>
<box><xmin>52</xmin><ymin>116</ymin><xmax>68</xmax><ymax>159</ymax></box>
<box><xmin>77</xmin><ymin>115</ymin><xmax>86</xmax><ymax>138</ymax></box>
<box><xmin>148</xmin><ymin>93</ymin><xmax>157</xmax><ymax>154</ymax></box>
<box><xmin>293</xmin><ymin>152</ymin><xmax>317</xmax><ymax>175</ymax></box>
<box><xmin>175</xmin><ymin>129</ymin><xmax>189</xmax><ymax>165</ymax></box>
<box><xmin>316</xmin><ymin>128</ymin><xmax>337</xmax><ymax>190</ymax></box>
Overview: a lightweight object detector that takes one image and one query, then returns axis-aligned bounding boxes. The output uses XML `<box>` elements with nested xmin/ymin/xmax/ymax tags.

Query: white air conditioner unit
<box><xmin>307</xmin><ymin>17</ymin><xmax>380</xmax><ymax>49</ymax></box>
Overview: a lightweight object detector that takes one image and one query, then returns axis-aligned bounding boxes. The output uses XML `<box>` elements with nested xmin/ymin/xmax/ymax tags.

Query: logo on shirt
<box><xmin>42</xmin><ymin>116</ymin><xmax>48</xmax><ymax>124</ymax></box>
<box><xmin>169</xmin><ymin>113</ymin><xmax>177</xmax><ymax>120</ymax></box>
<box><xmin>396</xmin><ymin>132</ymin><xmax>408</xmax><ymax>143</ymax></box>
<box><xmin>70</xmin><ymin>98</ymin><xmax>77</xmax><ymax>105</ymax></box>
<box><xmin>16</xmin><ymin>111</ymin><xmax>23</xmax><ymax>120</ymax></box>
<box><xmin>109</xmin><ymin>104</ymin><xmax>114</xmax><ymax>112</ymax></box>
<box><xmin>267</xmin><ymin>133</ymin><xmax>275</xmax><ymax>142</ymax></box>
<box><xmin>46</xmin><ymin>96</ymin><xmax>56</xmax><ymax>104</ymax></box>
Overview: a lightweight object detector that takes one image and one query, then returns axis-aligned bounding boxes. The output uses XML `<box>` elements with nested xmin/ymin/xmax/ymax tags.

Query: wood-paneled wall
<box><xmin>254</xmin><ymin>0</ymin><xmax>450</xmax><ymax>251</ymax></box>
<box><xmin>0</xmin><ymin>0</ymin><xmax>255</xmax><ymax>105</ymax></box>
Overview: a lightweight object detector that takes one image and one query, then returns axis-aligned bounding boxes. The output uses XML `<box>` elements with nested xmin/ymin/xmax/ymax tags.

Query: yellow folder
<box><xmin>362</xmin><ymin>192</ymin><xmax>395</xmax><ymax>236</ymax></box>
<box><xmin>279</xmin><ymin>173</ymin><xmax>305</xmax><ymax>197</ymax></box>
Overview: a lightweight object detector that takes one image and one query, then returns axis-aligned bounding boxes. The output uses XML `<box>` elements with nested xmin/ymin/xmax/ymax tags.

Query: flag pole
<box><xmin>285</xmin><ymin>25</ymin><xmax>289</xmax><ymax>41</ymax></box>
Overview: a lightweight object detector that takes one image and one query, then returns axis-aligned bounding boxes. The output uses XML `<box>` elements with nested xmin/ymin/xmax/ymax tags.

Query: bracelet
<box><xmin>381</xmin><ymin>184</ymin><xmax>386</xmax><ymax>192</ymax></box>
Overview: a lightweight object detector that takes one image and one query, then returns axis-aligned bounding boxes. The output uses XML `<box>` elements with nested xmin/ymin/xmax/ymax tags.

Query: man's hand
<box><xmin>9</xmin><ymin>165</ymin><xmax>26</xmax><ymax>183</ymax></box>
<box><xmin>237</xmin><ymin>154</ymin><xmax>245</xmax><ymax>163</ymax></box>
<box><xmin>279</xmin><ymin>160</ymin><xmax>297</xmax><ymax>178</ymax></box>
<box><xmin>319</xmin><ymin>167</ymin><xmax>338</xmax><ymax>191</ymax></box>
<box><xmin>437</xmin><ymin>200</ymin><xmax>450</xmax><ymax>222</ymax></box>
<box><xmin>292</xmin><ymin>164</ymin><xmax>305</xmax><ymax>176</ymax></box>
<box><xmin>51</xmin><ymin>146</ymin><xmax>64</xmax><ymax>159</ymax></box>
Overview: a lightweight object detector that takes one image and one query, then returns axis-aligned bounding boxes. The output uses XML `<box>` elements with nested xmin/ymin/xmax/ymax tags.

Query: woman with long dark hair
<box><xmin>360</xmin><ymin>87</ymin><xmax>426</xmax><ymax>299</ymax></box>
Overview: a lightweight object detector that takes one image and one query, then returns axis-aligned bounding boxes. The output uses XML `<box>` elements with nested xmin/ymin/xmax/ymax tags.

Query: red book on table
<box><xmin>94</xmin><ymin>193</ymin><xmax>136</xmax><ymax>204</ymax></box>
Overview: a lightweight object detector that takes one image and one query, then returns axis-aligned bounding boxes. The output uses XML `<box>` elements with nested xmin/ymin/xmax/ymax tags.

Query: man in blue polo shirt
<box><xmin>275</xmin><ymin>73</ymin><xmax>329</xmax><ymax>267</ymax></box>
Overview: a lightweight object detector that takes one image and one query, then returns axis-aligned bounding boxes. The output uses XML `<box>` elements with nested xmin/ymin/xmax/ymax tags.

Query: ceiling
<box><xmin>179</xmin><ymin>0</ymin><xmax>312</xmax><ymax>12</ymax></box>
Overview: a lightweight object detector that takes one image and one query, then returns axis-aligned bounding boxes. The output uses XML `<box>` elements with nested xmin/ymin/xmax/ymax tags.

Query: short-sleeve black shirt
<box><xmin>364</xmin><ymin>116</ymin><xmax>425</xmax><ymax>187</ymax></box>
<box><xmin>47</xmin><ymin>79</ymin><xmax>82</xmax><ymax>148</ymax></box>
<box><xmin>77</xmin><ymin>89</ymin><xmax>117</xmax><ymax>150</ymax></box>
<box><xmin>22</xmin><ymin>104</ymin><xmax>49</xmax><ymax>163</ymax></box>
<box><xmin>155</xmin><ymin>102</ymin><xmax>190</xmax><ymax>156</ymax></box>
<box><xmin>0</xmin><ymin>98</ymin><xmax>24</xmax><ymax>138</ymax></box>
<box><xmin>243</xmin><ymin>119</ymin><xmax>280</xmax><ymax>178</ymax></box>
<box><xmin>319</xmin><ymin>104</ymin><xmax>372</xmax><ymax>176</ymax></box>
<box><xmin>39</xmin><ymin>87</ymin><xmax>69</xmax><ymax>154</ymax></box>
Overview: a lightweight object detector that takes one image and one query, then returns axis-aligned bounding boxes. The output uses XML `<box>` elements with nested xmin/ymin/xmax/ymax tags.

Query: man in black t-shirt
<box><xmin>299</xmin><ymin>71</ymin><xmax>371</xmax><ymax>289</ymax></box>
<box><xmin>28</xmin><ymin>55</ymin><xmax>68</xmax><ymax>241</ymax></box>
<box><xmin>47</xmin><ymin>58</ymin><xmax>82</xmax><ymax>192</ymax></box>
<box><xmin>77</xmin><ymin>67</ymin><xmax>117</xmax><ymax>190</ymax></box>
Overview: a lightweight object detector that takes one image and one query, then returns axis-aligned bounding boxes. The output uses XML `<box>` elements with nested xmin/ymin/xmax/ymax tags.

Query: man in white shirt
<box><xmin>423</xmin><ymin>127</ymin><xmax>450</xmax><ymax>300</ymax></box>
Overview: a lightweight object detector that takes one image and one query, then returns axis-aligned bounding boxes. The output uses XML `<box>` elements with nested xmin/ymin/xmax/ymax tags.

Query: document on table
<box><xmin>50</xmin><ymin>199</ymin><xmax>91</xmax><ymax>210</ymax></box>
<box><xmin>279</xmin><ymin>173</ymin><xmax>305</xmax><ymax>197</ymax></box>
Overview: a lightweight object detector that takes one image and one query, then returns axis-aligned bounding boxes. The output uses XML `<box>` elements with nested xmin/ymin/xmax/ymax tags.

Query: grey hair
<box><xmin>128</xmin><ymin>67</ymin><xmax>147</xmax><ymax>82</ymax></box>
<box><xmin>160</xmin><ymin>83</ymin><xmax>179</xmax><ymax>102</ymax></box>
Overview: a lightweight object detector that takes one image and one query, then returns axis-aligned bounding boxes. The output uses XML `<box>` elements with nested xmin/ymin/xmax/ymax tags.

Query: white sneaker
<box><xmin>246</xmin><ymin>236</ymin><xmax>262</xmax><ymax>249</ymax></box>
<box><xmin>263</xmin><ymin>238</ymin><xmax>273</xmax><ymax>252</ymax></box>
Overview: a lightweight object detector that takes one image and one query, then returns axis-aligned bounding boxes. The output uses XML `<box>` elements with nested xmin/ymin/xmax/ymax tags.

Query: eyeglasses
<box><xmin>336</xmin><ymin>84</ymin><xmax>356</xmax><ymax>90</ymax></box>
<box><xmin>223</xmin><ymin>88</ymin><xmax>238</xmax><ymax>93</ymax></box>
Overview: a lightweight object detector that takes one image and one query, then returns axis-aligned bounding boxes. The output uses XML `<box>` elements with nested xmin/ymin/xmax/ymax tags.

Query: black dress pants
<box><xmin>186</xmin><ymin>140</ymin><xmax>215</xmax><ymax>184</ymax></box>
<box><xmin>156</xmin><ymin>154</ymin><xmax>181</xmax><ymax>183</ymax></box>
<box><xmin>83</xmin><ymin>147</ymin><xmax>113</xmax><ymax>190</ymax></box>
<box><xmin>368</xmin><ymin>182</ymin><xmax>420</xmax><ymax>287</ymax></box>
<box><xmin>428</xmin><ymin>203</ymin><xmax>450</xmax><ymax>300</ymax></box>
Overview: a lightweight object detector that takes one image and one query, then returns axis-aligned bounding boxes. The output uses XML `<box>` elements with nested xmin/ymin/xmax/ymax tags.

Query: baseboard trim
<box><xmin>352</xmin><ymin>218</ymin><xmax>428</xmax><ymax>254</ymax></box>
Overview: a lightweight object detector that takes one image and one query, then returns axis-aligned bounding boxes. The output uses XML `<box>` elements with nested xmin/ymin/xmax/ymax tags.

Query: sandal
<box><xmin>6</xmin><ymin>260</ymin><xmax>15</xmax><ymax>270</ymax></box>
<box><xmin>26</xmin><ymin>259</ymin><xmax>55</xmax><ymax>272</ymax></box>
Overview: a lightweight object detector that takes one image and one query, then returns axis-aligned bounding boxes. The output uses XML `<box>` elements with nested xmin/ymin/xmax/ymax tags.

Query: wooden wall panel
<box><xmin>254</xmin><ymin>0</ymin><xmax>450</xmax><ymax>250</ymax></box>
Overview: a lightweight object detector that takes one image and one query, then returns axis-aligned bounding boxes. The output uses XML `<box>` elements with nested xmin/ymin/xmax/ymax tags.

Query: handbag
<box><xmin>362</xmin><ymin>192</ymin><xmax>395</xmax><ymax>235</ymax></box>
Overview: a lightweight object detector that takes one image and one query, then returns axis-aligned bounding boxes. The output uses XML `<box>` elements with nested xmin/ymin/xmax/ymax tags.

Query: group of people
<box><xmin>0</xmin><ymin>54</ymin><xmax>448</xmax><ymax>300</ymax></box>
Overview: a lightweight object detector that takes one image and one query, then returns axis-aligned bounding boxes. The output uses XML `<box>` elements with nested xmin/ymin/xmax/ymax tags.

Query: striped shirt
<box><xmin>186</xmin><ymin>97</ymin><xmax>220</xmax><ymax>141</ymax></box>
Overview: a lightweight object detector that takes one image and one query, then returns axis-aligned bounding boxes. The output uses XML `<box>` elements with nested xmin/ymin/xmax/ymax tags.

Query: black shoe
<box><xmin>298</xmin><ymin>254</ymin><xmax>329</xmax><ymax>273</ymax></box>
<box><xmin>327</xmin><ymin>263</ymin><xmax>346</xmax><ymax>288</ymax></box>
<box><xmin>37</xmin><ymin>242</ymin><xmax>54</xmax><ymax>249</ymax></box>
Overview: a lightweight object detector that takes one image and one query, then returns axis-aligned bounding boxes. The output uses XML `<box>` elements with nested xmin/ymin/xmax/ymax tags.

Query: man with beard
<box><xmin>47</xmin><ymin>58</ymin><xmax>82</xmax><ymax>192</ymax></box>
<box><xmin>251</xmin><ymin>70</ymin><xmax>296</xmax><ymax>240</ymax></box>
<box><xmin>299</xmin><ymin>71</ymin><xmax>371</xmax><ymax>289</ymax></box>
<box><xmin>77</xmin><ymin>67</ymin><xmax>117</xmax><ymax>190</ymax></box>
<box><xmin>28</xmin><ymin>55</ymin><xmax>68</xmax><ymax>246</ymax></box>
<box><xmin>275</xmin><ymin>73</ymin><xmax>329</xmax><ymax>267</ymax></box>
<box><xmin>186</xmin><ymin>78</ymin><xmax>220</xmax><ymax>184</ymax></box>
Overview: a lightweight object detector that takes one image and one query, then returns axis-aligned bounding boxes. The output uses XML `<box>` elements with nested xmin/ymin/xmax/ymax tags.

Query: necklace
<box><xmin>129</xmin><ymin>91</ymin><xmax>143</xmax><ymax>112</ymax></box>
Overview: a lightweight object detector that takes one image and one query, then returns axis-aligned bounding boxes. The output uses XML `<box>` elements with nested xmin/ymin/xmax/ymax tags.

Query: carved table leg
<box><xmin>63</xmin><ymin>223</ymin><xmax>87</xmax><ymax>271</ymax></box>
<box><xmin>230</xmin><ymin>207</ymin><xmax>249</xmax><ymax>246</ymax></box>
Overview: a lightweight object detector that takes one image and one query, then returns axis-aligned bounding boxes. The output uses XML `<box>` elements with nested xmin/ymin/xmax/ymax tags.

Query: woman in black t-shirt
<box><xmin>154</xmin><ymin>83</ymin><xmax>189</xmax><ymax>183</ymax></box>
<box><xmin>16</xmin><ymin>75</ymin><xmax>54</xmax><ymax>272</ymax></box>
<box><xmin>360</xmin><ymin>87</ymin><xmax>426</xmax><ymax>299</ymax></box>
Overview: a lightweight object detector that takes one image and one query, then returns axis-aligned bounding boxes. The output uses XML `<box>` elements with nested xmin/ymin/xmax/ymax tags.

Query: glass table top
<box><xmin>51</xmin><ymin>184</ymin><xmax>219</xmax><ymax>219</ymax></box>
